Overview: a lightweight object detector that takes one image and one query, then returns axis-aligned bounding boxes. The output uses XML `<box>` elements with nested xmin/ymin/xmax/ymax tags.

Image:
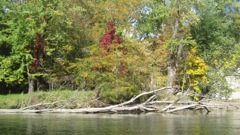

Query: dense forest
<box><xmin>0</xmin><ymin>0</ymin><xmax>239</xmax><ymax>104</ymax></box>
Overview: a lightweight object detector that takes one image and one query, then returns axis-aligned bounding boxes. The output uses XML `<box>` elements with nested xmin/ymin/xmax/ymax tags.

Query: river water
<box><xmin>0</xmin><ymin>111</ymin><xmax>240</xmax><ymax>135</ymax></box>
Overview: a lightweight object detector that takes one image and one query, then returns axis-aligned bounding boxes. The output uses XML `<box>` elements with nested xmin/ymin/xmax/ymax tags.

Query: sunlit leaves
<box><xmin>75</xmin><ymin>39</ymin><xmax>152</xmax><ymax>103</ymax></box>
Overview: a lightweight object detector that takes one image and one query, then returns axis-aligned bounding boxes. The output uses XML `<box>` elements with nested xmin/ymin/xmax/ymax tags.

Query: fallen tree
<box><xmin>0</xmin><ymin>86</ymin><xmax>239</xmax><ymax>114</ymax></box>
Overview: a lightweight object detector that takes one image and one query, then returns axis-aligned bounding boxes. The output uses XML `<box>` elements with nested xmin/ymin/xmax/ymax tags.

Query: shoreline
<box><xmin>1</xmin><ymin>100</ymin><xmax>240</xmax><ymax>114</ymax></box>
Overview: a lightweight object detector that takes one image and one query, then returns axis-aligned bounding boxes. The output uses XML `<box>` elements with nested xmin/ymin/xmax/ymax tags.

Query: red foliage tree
<box><xmin>99</xmin><ymin>21</ymin><xmax>128</xmax><ymax>75</ymax></box>
<box><xmin>100</xmin><ymin>21</ymin><xmax>123</xmax><ymax>55</ymax></box>
<box><xmin>30</xmin><ymin>33</ymin><xmax>46</xmax><ymax>72</ymax></box>
<box><xmin>30</xmin><ymin>17</ymin><xmax>49</xmax><ymax>73</ymax></box>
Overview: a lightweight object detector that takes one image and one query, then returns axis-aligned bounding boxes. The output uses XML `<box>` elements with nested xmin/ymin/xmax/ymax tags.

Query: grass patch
<box><xmin>0</xmin><ymin>93</ymin><xmax>28</xmax><ymax>109</ymax></box>
<box><xmin>0</xmin><ymin>90</ymin><xmax>97</xmax><ymax>109</ymax></box>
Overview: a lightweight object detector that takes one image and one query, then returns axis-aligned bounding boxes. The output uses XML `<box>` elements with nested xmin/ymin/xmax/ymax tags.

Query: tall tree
<box><xmin>190</xmin><ymin>0</ymin><xmax>240</xmax><ymax>95</ymax></box>
<box><xmin>136</xmin><ymin>0</ymin><xmax>208</xmax><ymax>97</ymax></box>
<box><xmin>72</xmin><ymin>0</ymin><xmax>153</xmax><ymax>103</ymax></box>
<box><xmin>0</xmin><ymin>0</ymin><xmax>84</xmax><ymax>93</ymax></box>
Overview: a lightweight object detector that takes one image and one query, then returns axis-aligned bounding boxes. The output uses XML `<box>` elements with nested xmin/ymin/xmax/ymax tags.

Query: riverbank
<box><xmin>1</xmin><ymin>100</ymin><xmax>240</xmax><ymax>114</ymax></box>
<box><xmin>1</xmin><ymin>88</ymin><xmax>240</xmax><ymax>114</ymax></box>
<box><xmin>0</xmin><ymin>90</ymin><xmax>97</xmax><ymax>109</ymax></box>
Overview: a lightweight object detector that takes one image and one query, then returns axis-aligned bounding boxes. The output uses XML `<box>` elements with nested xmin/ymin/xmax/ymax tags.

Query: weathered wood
<box><xmin>21</xmin><ymin>100</ymin><xmax>67</xmax><ymax>110</ymax></box>
<box><xmin>148</xmin><ymin>101</ymin><xmax>193</xmax><ymax>105</ymax></box>
<box><xmin>162</xmin><ymin>88</ymin><xmax>190</xmax><ymax>112</ymax></box>
<box><xmin>166</xmin><ymin>103</ymin><xmax>199</xmax><ymax>113</ymax></box>
<box><xmin>0</xmin><ymin>101</ymin><xmax>240</xmax><ymax>114</ymax></box>
<box><xmin>80</xmin><ymin>86</ymin><xmax>173</xmax><ymax>113</ymax></box>
<box><xmin>0</xmin><ymin>106</ymin><xmax>155</xmax><ymax>113</ymax></box>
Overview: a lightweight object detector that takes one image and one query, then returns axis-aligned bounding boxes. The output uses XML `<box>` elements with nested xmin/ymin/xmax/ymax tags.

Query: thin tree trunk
<box><xmin>167</xmin><ymin>65</ymin><xmax>176</xmax><ymax>88</ymax></box>
<box><xmin>166</xmin><ymin>11</ymin><xmax>185</xmax><ymax>92</ymax></box>
<box><xmin>167</xmin><ymin>18</ymin><xmax>180</xmax><ymax>90</ymax></box>
<box><xmin>167</xmin><ymin>43</ymin><xmax>184</xmax><ymax>92</ymax></box>
<box><xmin>28</xmin><ymin>75</ymin><xmax>34</xmax><ymax>94</ymax></box>
<box><xmin>27</xmin><ymin>65</ymin><xmax>34</xmax><ymax>94</ymax></box>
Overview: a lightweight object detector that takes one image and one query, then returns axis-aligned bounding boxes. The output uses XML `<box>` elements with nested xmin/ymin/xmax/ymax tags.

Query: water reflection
<box><xmin>0</xmin><ymin>111</ymin><xmax>240</xmax><ymax>135</ymax></box>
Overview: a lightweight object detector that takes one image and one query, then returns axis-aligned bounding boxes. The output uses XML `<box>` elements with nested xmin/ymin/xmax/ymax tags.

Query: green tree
<box><xmin>136</xmin><ymin>0</ymin><xmax>208</xmax><ymax>98</ymax></box>
<box><xmin>0</xmin><ymin>0</ymin><xmax>84</xmax><ymax>93</ymax></box>
<box><xmin>190</xmin><ymin>0</ymin><xmax>240</xmax><ymax>96</ymax></box>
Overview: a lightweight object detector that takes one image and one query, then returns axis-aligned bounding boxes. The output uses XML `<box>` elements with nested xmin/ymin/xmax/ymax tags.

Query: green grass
<box><xmin>0</xmin><ymin>93</ymin><xmax>28</xmax><ymax>109</ymax></box>
<box><xmin>0</xmin><ymin>90</ymin><xmax>97</xmax><ymax>109</ymax></box>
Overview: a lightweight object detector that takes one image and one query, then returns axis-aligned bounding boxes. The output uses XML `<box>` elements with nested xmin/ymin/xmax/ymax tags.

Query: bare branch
<box><xmin>162</xmin><ymin>87</ymin><xmax>190</xmax><ymax>112</ymax></box>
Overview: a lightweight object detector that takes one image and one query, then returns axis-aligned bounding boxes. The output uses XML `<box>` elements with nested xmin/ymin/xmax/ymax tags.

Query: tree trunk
<box><xmin>166</xmin><ymin>9</ymin><xmax>185</xmax><ymax>93</ymax></box>
<box><xmin>167</xmin><ymin>43</ymin><xmax>184</xmax><ymax>94</ymax></box>
<box><xmin>167</xmin><ymin>65</ymin><xmax>176</xmax><ymax>88</ymax></box>
<box><xmin>28</xmin><ymin>75</ymin><xmax>34</xmax><ymax>94</ymax></box>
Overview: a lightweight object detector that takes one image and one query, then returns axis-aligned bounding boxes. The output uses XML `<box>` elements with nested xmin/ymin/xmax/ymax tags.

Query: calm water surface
<box><xmin>0</xmin><ymin>111</ymin><xmax>240</xmax><ymax>135</ymax></box>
